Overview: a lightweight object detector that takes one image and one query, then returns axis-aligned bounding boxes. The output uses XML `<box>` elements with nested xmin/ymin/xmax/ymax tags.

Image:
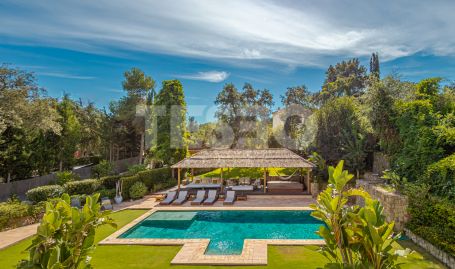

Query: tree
<box><xmin>56</xmin><ymin>95</ymin><xmax>81</xmax><ymax>171</ymax></box>
<box><xmin>280</xmin><ymin>85</ymin><xmax>316</xmax><ymax>109</ymax></box>
<box><xmin>370</xmin><ymin>52</ymin><xmax>380</xmax><ymax>79</ymax></box>
<box><xmin>317</xmin><ymin>58</ymin><xmax>368</xmax><ymax>104</ymax></box>
<box><xmin>314</xmin><ymin>97</ymin><xmax>371</xmax><ymax>167</ymax></box>
<box><xmin>122</xmin><ymin>68</ymin><xmax>156</xmax><ymax>164</ymax></box>
<box><xmin>151</xmin><ymin>80</ymin><xmax>188</xmax><ymax>164</ymax></box>
<box><xmin>0</xmin><ymin>65</ymin><xmax>60</xmax><ymax>181</ymax></box>
<box><xmin>215</xmin><ymin>83</ymin><xmax>273</xmax><ymax>148</ymax></box>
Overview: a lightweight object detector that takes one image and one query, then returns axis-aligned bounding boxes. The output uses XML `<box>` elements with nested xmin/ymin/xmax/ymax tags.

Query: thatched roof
<box><xmin>171</xmin><ymin>148</ymin><xmax>315</xmax><ymax>169</ymax></box>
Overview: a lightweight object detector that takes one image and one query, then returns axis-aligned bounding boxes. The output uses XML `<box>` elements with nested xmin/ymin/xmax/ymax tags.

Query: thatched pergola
<box><xmin>171</xmin><ymin>148</ymin><xmax>315</xmax><ymax>194</ymax></box>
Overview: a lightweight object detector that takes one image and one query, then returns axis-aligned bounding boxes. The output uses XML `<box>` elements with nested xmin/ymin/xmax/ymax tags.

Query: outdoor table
<box><xmin>228</xmin><ymin>185</ymin><xmax>254</xmax><ymax>198</ymax></box>
<box><xmin>184</xmin><ymin>183</ymin><xmax>222</xmax><ymax>190</ymax></box>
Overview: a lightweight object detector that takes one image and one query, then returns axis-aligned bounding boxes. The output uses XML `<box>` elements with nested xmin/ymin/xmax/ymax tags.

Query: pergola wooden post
<box><xmin>177</xmin><ymin>168</ymin><xmax>181</xmax><ymax>192</ymax></box>
<box><xmin>263</xmin><ymin>168</ymin><xmax>267</xmax><ymax>193</ymax></box>
<box><xmin>306</xmin><ymin>169</ymin><xmax>311</xmax><ymax>195</ymax></box>
<box><xmin>220</xmin><ymin>168</ymin><xmax>224</xmax><ymax>192</ymax></box>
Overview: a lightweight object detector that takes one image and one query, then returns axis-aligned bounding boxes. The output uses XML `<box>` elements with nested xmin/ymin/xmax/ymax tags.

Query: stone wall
<box><xmin>372</xmin><ymin>152</ymin><xmax>390</xmax><ymax>175</ymax></box>
<box><xmin>356</xmin><ymin>180</ymin><xmax>409</xmax><ymax>231</ymax></box>
<box><xmin>404</xmin><ymin>228</ymin><xmax>455</xmax><ymax>269</ymax></box>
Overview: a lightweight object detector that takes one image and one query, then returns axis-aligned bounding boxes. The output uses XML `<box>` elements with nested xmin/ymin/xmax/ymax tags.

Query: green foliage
<box><xmin>0</xmin><ymin>201</ymin><xmax>42</xmax><ymax>231</ymax></box>
<box><xmin>127</xmin><ymin>164</ymin><xmax>147</xmax><ymax>176</ymax></box>
<box><xmin>97</xmin><ymin>188</ymin><xmax>116</xmax><ymax>199</ymax></box>
<box><xmin>382</xmin><ymin>170</ymin><xmax>407</xmax><ymax>193</ymax></box>
<box><xmin>314</xmin><ymin>97</ymin><xmax>371</xmax><ymax>167</ymax></box>
<box><xmin>393</xmin><ymin>99</ymin><xmax>443</xmax><ymax>181</ymax></box>
<box><xmin>280</xmin><ymin>85</ymin><xmax>316</xmax><ymax>109</ymax></box>
<box><xmin>18</xmin><ymin>193</ymin><xmax>116</xmax><ymax>269</ymax></box>
<box><xmin>214</xmin><ymin>83</ymin><xmax>273</xmax><ymax>149</ymax></box>
<box><xmin>120</xmin><ymin>167</ymin><xmax>173</xmax><ymax>199</ymax></box>
<box><xmin>56</xmin><ymin>94</ymin><xmax>82</xmax><ymax>170</ymax></box>
<box><xmin>421</xmin><ymin>154</ymin><xmax>455</xmax><ymax>199</ymax></box>
<box><xmin>92</xmin><ymin>160</ymin><xmax>114</xmax><ymax>178</ymax></box>
<box><xmin>129</xmin><ymin>181</ymin><xmax>147</xmax><ymax>200</ymax></box>
<box><xmin>416</xmin><ymin>78</ymin><xmax>441</xmax><ymax>97</ymax></box>
<box><xmin>151</xmin><ymin>80</ymin><xmax>188</xmax><ymax>164</ymax></box>
<box><xmin>99</xmin><ymin>175</ymin><xmax>121</xmax><ymax>189</ymax></box>
<box><xmin>309</xmin><ymin>152</ymin><xmax>327</xmax><ymax>182</ymax></box>
<box><xmin>405</xmin><ymin>184</ymin><xmax>455</xmax><ymax>256</ymax></box>
<box><xmin>64</xmin><ymin>179</ymin><xmax>100</xmax><ymax>195</ymax></box>
<box><xmin>317</xmin><ymin>58</ymin><xmax>368</xmax><ymax>104</ymax></box>
<box><xmin>56</xmin><ymin>170</ymin><xmax>80</xmax><ymax>185</ymax></box>
<box><xmin>26</xmin><ymin>185</ymin><xmax>64</xmax><ymax>203</ymax></box>
<box><xmin>310</xmin><ymin>161</ymin><xmax>404</xmax><ymax>268</ymax></box>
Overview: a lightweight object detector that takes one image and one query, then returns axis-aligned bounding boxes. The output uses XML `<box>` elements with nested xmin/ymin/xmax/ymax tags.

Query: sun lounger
<box><xmin>223</xmin><ymin>190</ymin><xmax>236</xmax><ymax>205</ymax></box>
<box><xmin>191</xmin><ymin>190</ymin><xmax>206</xmax><ymax>205</ymax></box>
<box><xmin>160</xmin><ymin>191</ymin><xmax>177</xmax><ymax>205</ymax></box>
<box><xmin>172</xmin><ymin>190</ymin><xmax>189</xmax><ymax>205</ymax></box>
<box><xmin>203</xmin><ymin>190</ymin><xmax>218</xmax><ymax>205</ymax></box>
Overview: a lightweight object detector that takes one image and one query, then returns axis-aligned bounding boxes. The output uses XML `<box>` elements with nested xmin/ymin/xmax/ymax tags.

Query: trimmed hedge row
<box><xmin>26</xmin><ymin>167</ymin><xmax>175</xmax><ymax>202</ymax></box>
<box><xmin>406</xmin><ymin>185</ymin><xmax>455</xmax><ymax>256</ymax></box>
<box><xmin>121</xmin><ymin>167</ymin><xmax>174</xmax><ymax>199</ymax></box>
<box><xmin>64</xmin><ymin>179</ymin><xmax>100</xmax><ymax>195</ymax></box>
<box><xmin>26</xmin><ymin>185</ymin><xmax>64</xmax><ymax>203</ymax></box>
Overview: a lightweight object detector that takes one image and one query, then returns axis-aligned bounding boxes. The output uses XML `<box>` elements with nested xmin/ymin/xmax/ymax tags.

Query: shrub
<box><xmin>0</xmin><ymin>202</ymin><xmax>30</xmax><ymax>230</ymax></box>
<box><xmin>92</xmin><ymin>160</ymin><xmax>114</xmax><ymax>178</ymax></box>
<box><xmin>121</xmin><ymin>175</ymin><xmax>141</xmax><ymax>200</ymax></box>
<box><xmin>98</xmin><ymin>188</ymin><xmax>116</xmax><ymax>199</ymax></box>
<box><xmin>422</xmin><ymin>153</ymin><xmax>455</xmax><ymax>199</ymax></box>
<box><xmin>127</xmin><ymin>164</ymin><xmax>147</xmax><ymax>176</ymax></box>
<box><xmin>26</xmin><ymin>185</ymin><xmax>64</xmax><ymax>203</ymax></box>
<box><xmin>406</xmin><ymin>184</ymin><xmax>455</xmax><ymax>256</ymax></box>
<box><xmin>18</xmin><ymin>194</ymin><xmax>116</xmax><ymax>269</ymax></box>
<box><xmin>64</xmin><ymin>179</ymin><xmax>99</xmax><ymax>195</ymax></box>
<box><xmin>56</xmin><ymin>170</ymin><xmax>80</xmax><ymax>185</ymax></box>
<box><xmin>129</xmin><ymin>182</ymin><xmax>147</xmax><ymax>199</ymax></box>
<box><xmin>99</xmin><ymin>175</ymin><xmax>121</xmax><ymax>189</ymax></box>
<box><xmin>120</xmin><ymin>167</ymin><xmax>174</xmax><ymax>199</ymax></box>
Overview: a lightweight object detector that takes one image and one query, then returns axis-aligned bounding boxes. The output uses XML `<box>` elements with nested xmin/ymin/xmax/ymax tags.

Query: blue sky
<box><xmin>1</xmin><ymin>0</ymin><xmax>455</xmax><ymax>122</ymax></box>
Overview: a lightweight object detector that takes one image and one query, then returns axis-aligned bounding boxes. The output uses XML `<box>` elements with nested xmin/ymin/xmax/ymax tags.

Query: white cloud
<box><xmin>38</xmin><ymin>72</ymin><xmax>95</xmax><ymax>80</ymax></box>
<box><xmin>1</xmin><ymin>0</ymin><xmax>455</xmax><ymax>67</ymax></box>
<box><xmin>177</xmin><ymin>71</ymin><xmax>230</xmax><ymax>83</ymax></box>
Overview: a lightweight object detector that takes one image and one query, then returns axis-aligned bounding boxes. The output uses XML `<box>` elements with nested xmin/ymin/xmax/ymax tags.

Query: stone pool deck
<box><xmin>99</xmin><ymin>195</ymin><xmax>323</xmax><ymax>265</ymax></box>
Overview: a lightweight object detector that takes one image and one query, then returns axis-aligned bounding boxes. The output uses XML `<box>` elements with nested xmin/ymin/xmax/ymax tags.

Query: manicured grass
<box><xmin>0</xmin><ymin>209</ymin><xmax>445</xmax><ymax>269</ymax></box>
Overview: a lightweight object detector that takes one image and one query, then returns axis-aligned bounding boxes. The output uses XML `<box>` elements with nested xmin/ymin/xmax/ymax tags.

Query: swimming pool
<box><xmin>119</xmin><ymin>210</ymin><xmax>323</xmax><ymax>255</ymax></box>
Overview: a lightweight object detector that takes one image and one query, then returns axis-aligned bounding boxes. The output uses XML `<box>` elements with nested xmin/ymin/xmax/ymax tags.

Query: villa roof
<box><xmin>171</xmin><ymin>148</ymin><xmax>315</xmax><ymax>169</ymax></box>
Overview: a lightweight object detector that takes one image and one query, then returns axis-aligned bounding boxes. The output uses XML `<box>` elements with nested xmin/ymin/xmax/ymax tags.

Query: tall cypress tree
<box><xmin>370</xmin><ymin>52</ymin><xmax>380</xmax><ymax>79</ymax></box>
<box><xmin>151</xmin><ymin>80</ymin><xmax>188</xmax><ymax>164</ymax></box>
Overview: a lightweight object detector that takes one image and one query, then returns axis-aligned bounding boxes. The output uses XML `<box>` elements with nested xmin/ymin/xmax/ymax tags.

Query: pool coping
<box><xmin>99</xmin><ymin>207</ymin><xmax>325</xmax><ymax>265</ymax></box>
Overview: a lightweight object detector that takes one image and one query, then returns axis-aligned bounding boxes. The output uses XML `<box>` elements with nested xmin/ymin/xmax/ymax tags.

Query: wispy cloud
<box><xmin>177</xmin><ymin>71</ymin><xmax>230</xmax><ymax>83</ymax></box>
<box><xmin>0</xmin><ymin>0</ymin><xmax>454</xmax><ymax>66</ymax></box>
<box><xmin>38</xmin><ymin>72</ymin><xmax>95</xmax><ymax>80</ymax></box>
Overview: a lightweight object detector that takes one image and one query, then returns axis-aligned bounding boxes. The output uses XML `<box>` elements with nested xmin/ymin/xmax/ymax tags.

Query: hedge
<box><xmin>26</xmin><ymin>185</ymin><xmax>64</xmax><ymax>203</ymax></box>
<box><xmin>99</xmin><ymin>175</ymin><xmax>121</xmax><ymax>189</ymax></box>
<box><xmin>121</xmin><ymin>167</ymin><xmax>174</xmax><ymax>199</ymax></box>
<box><xmin>422</xmin><ymin>153</ymin><xmax>455</xmax><ymax>199</ymax></box>
<box><xmin>64</xmin><ymin>179</ymin><xmax>100</xmax><ymax>195</ymax></box>
<box><xmin>406</xmin><ymin>185</ymin><xmax>455</xmax><ymax>256</ymax></box>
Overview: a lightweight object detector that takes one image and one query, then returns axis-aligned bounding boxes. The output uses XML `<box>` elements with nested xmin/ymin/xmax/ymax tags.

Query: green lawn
<box><xmin>200</xmin><ymin>167</ymin><xmax>301</xmax><ymax>179</ymax></box>
<box><xmin>0</xmin><ymin>210</ymin><xmax>445</xmax><ymax>269</ymax></box>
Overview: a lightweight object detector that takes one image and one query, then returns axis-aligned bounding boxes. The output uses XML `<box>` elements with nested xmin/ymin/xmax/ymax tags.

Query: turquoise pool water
<box><xmin>120</xmin><ymin>210</ymin><xmax>323</xmax><ymax>255</ymax></box>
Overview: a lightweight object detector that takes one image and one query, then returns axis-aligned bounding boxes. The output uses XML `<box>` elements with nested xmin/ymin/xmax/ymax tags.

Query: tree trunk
<box><xmin>139</xmin><ymin>132</ymin><xmax>144</xmax><ymax>164</ymax></box>
<box><xmin>59</xmin><ymin>160</ymin><xmax>63</xmax><ymax>172</ymax></box>
<box><xmin>109</xmin><ymin>143</ymin><xmax>113</xmax><ymax>162</ymax></box>
<box><xmin>7</xmin><ymin>172</ymin><xmax>11</xmax><ymax>183</ymax></box>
